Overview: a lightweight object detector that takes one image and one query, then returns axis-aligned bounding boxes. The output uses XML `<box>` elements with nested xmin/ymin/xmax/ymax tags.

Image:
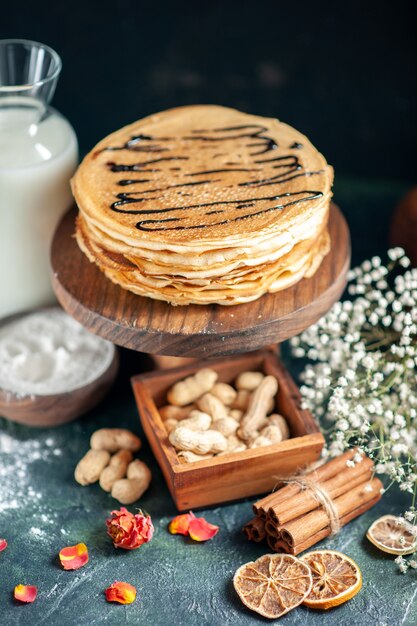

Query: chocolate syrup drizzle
<box><xmin>102</xmin><ymin>124</ymin><xmax>324</xmax><ymax>232</ymax></box>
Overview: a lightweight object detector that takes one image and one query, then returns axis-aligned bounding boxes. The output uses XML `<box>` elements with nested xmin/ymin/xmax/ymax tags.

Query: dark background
<box><xmin>2</xmin><ymin>6</ymin><xmax>417</xmax><ymax>625</ymax></box>
<box><xmin>2</xmin><ymin>0</ymin><xmax>416</xmax><ymax>180</ymax></box>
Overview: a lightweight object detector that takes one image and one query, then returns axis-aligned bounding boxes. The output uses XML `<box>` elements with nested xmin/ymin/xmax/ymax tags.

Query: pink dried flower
<box><xmin>106</xmin><ymin>507</ymin><xmax>154</xmax><ymax>550</ymax></box>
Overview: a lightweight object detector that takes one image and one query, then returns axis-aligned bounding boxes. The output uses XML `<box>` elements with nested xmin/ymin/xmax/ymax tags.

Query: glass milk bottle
<box><xmin>0</xmin><ymin>39</ymin><xmax>78</xmax><ymax>318</ymax></box>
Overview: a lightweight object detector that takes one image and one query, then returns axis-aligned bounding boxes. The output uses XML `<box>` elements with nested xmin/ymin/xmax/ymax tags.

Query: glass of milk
<box><xmin>0</xmin><ymin>39</ymin><xmax>78</xmax><ymax>319</ymax></box>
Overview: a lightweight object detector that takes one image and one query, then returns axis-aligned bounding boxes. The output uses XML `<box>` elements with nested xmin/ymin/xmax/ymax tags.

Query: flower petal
<box><xmin>168</xmin><ymin>512</ymin><xmax>196</xmax><ymax>536</ymax></box>
<box><xmin>105</xmin><ymin>581</ymin><xmax>137</xmax><ymax>604</ymax></box>
<box><xmin>188</xmin><ymin>517</ymin><xmax>219</xmax><ymax>541</ymax></box>
<box><xmin>0</xmin><ymin>538</ymin><xmax>7</xmax><ymax>552</ymax></box>
<box><xmin>14</xmin><ymin>584</ymin><xmax>37</xmax><ymax>603</ymax></box>
<box><xmin>59</xmin><ymin>543</ymin><xmax>89</xmax><ymax>570</ymax></box>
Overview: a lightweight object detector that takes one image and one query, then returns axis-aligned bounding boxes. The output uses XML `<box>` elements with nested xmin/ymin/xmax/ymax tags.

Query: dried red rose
<box><xmin>106</xmin><ymin>507</ymin><xmax>154</xmax><ymax>550</ymax></box>
<box><xmin>105</xmin><ymin>581</ymin><xmax>137</xmax><ymax>604</ymax></box>
<box><xmin>14</xmin><ymin>584</ymin><xmax>37</xmax><ymax>603</ymax></box>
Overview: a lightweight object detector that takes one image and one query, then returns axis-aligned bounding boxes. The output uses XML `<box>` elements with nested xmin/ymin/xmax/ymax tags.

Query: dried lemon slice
<box><xmin>300</xmin><ymin>549</ymin><xmax>362</xmax><ymax>610</ymax></box>
<box><xmin>367</xmin><ymin>514</ymin><xmax>417</xmax><ymax>555</ymax></box>
<box><xmin>233</xmin><ymin>553</ymin><xmax>312</xmax><ymax>619</ymax></box>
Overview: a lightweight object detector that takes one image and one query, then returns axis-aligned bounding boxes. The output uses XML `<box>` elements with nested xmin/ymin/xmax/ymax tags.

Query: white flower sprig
<box><xmin>291</xmin><ymin>247</ymin><xmax>417</xmax><ymax>572</ymax></box>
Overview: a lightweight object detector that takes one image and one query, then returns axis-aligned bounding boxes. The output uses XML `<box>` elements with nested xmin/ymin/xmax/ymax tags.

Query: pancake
<box><xmin>72</xmin><ymin>105</ymin><xmax>333</xmax><ymax>305</ymax></box>
<box><xmin>76</xmin><ymin>220</ymin><xmax>330</xmax><ymax>305</ymax></box>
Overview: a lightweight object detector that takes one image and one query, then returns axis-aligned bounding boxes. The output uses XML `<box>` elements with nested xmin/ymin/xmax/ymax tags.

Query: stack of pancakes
<box><xmin>72</xmin><ymin>105</ymin><xmax>333</xmax><ymax>306</ymax></box>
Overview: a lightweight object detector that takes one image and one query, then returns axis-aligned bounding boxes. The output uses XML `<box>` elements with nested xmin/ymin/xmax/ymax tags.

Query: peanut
<box><xmin>169</xmin><ymin>427</ymin><xmax>227</xmax><ymax>454</ymax></box>
<box><xmin>212</xmin><ymin>416</ymin><xmax>239</xmax><ymax>437</ymax></box>
<box><xmin>111</xmin><ymin>459</ymin><xmax>152</xmax><ymax>505</ymax></box>
<box><xmin>255</xmin><ymin>416</ymin><xmax>270</xmax><ymax>431</ymax></box>
<box><xmin>159</xmin><ymin>404</ymin><xmax>196</xmax><ymax>421</ymax></box>
<box><xmin>238</xmin><ymin>428</ymin><xmax>260</xmax><ymax>445</ymax></box>
<box><xmin>250</xmin><ymin>436</ymin><xmax>273</xmax><ymax>449</ymax></box>
<box><xmin>260</xmin><ymin>424</ymin><xmax>283</xmax><ymax>444</ymax></box>
<box><xmin>167</xmin><ymin>369</ymin><xmax>217</xmax><ymax>406</ymax></box>
<box><xmin>229</xmin><ymin>409</ymin><xmax>243</xmax><ymax>421</ymax></box>
<box><xmin>240</xmin><ymin>376</ymin><xmax>278</xmax><ymax>440</ymax></box>
<box><xmin>127</xmin><ymin>459</ymin><xmax>152</xmax><ymax>481</ymax></box>
<box><xmin>217</xmin><ymin>435</ymin><xmax>242</xmax><ymax>456</ymax></box>
<box><xmin>178</xmin><ymin>451</ymin><xmax>213</xmax><ymax>463</ymax></box>
<box><xmin>218</xmin><ymin>446</ymin><xmax>248</xmax><ymax>456</ymax></box>
<box><xmin>158</xmin><ymin>367</ymin><xmax>291</xmax><ymax>461</ymax></box>
<box><xmin>225</xmin><ymin>434</ymin><xmax>240</xmax><ymax>449</ymax></box>
<box><xmin>99</xmin><ymin>449</ymin><xmax>133</xmax><ymax>492</ymax></box>
<box><xmin>266</xmin><ymin>396</ymin><xmax>276</xmax><ymax>414</ymax></box>
<box><xmin>211</xmin><ymin>382</ymin><xmax>237</xmax><ymax>406</ymax></box>
<box><xmin>164</xmin><ymin>418</ymin><xmax>179</xmax><ymax>434</ymax></box>
<box><xmin>268</xmin><ymin>414</ymin><xmax>290</xmax><ymax>440</ymax></box>
<box><xmin>217</xmin><ymin>435</ymin><xmax>247</xmax><ymax>456</ymax></box>
<box><xmin>90</xmin><ymin>428</ymin><xmax>142</xmax><ymax>453</ymax></box>
<box><xmin>235</xmin><ymin>371</ymin><xmax>264</xmax><ymax>391</ymax></box>
<box><xmin>177</xmin><ymin>410</ymin><xmax>212</xmax><ymax>431</ymax></box>
<box><xmin>231</xmin><ymin>389</ymin><xmax>251</xmax><ymax>411</ymax></box>
<box><xmin>197</xmin><ymin>392</ymin><xmax>228</xmax><ymax>421</ymax></box>
<box><xmin>74</xmin><ymin>449</ymin><xmax>110</xmax><ymax>485</ymax></box>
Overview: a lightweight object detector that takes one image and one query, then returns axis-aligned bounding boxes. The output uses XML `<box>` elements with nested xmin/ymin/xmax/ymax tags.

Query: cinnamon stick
<box><xmin>279</xmin><ymin>477</ymin><xmax>382</xmax><ymax>548</ymax></box>
<box><xmin>265</xmin><ymin>520</ymin><xmax>280</xmax><ymax>538</ymax></box>
<box><xmin>267</xmin><ymin>538</ymin><xmax>292</xmax><ymax>554</ymax></box>
<box><xmin>269</xmin><ymin>456</ymin><xmax>374</xmax><ymax>525</ymax></box>
<box><xmin>267</xmin><ymin>533</ymin><xmax>278</xmax><ymax>552</ymax></box>
<box><xmin>252</xmin><ymin>448</ymin><xmax>357</xmax><ymax>517</ymax></box>
<box><xmin>243</xmin><ymin>517</ymin><xmax>266</xmax><ymax>542</ymax></box>
<box><xmin>267</xmin><ymin>494</ymin><xmax>381</xmax><ymax>555</ymax></box>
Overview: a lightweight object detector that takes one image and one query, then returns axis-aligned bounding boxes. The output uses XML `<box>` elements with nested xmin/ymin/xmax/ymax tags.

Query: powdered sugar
<box><xmin>0</xmin><ymin>308</ymin><xmax>115</xmax><ymax>396</ymax></box>
<box><xmin>0</xmin><ymin>431</ymin><xmax>62</xmax><ymax>516</ymax></box>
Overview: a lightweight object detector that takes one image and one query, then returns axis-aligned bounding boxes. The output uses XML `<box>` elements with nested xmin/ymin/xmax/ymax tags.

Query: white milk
<box><xmin>0</xmin><ymin>99</ymin><xmax>78</xmax><ymax>318</ymax></box>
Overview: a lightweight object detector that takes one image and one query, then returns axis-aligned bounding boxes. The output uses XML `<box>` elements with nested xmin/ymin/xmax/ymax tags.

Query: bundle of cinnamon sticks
<box><xmin>244</xmin><ymin>449</ymin><xmax>383</xmax><ymax>555</ymax></box>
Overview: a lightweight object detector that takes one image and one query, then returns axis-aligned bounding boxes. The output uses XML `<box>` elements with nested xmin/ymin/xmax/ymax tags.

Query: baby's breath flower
<box><xmin>291</xmin><ymin>249</ymin><xmax>417</xmax><ymax>574</ymax></box>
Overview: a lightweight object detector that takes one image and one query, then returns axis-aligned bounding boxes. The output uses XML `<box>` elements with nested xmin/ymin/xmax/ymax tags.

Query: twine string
<box><xmin>272</xmin><ymin>474</ymin><xmax>341</xmax><ymax>536</ymax></box>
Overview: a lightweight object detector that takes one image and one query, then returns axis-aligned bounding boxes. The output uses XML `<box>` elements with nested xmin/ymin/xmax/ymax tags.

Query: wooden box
<box><xmin>131</xmin><ymin>351</ymin><xmax>324</xmax><ymax>511</ymax></box>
